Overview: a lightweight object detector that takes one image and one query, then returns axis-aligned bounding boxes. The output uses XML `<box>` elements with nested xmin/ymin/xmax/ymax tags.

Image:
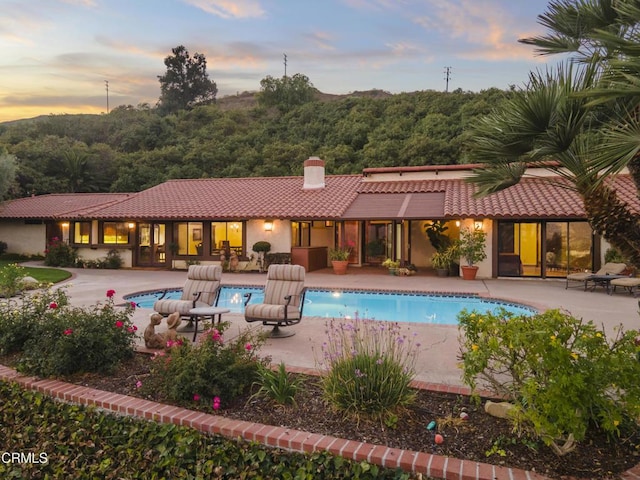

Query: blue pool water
<box><xmin>125</xmin><ymin>286</ymin><xmax>536</xmax><ymax>325</ymax></box>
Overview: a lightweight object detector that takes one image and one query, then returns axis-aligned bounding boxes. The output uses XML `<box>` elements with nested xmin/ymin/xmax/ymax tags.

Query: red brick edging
<box><xmin>1</xmin><ymin>363</ymin><xmax>638</xmax><ymax>480</ymax></box>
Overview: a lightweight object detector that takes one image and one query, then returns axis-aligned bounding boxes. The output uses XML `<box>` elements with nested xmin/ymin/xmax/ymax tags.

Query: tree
<box><xmin>466</xmin><ymin>0</ymin><xmax>640</xmax><ymax>267</ymax></box>
<box><xmin>61</xmin><ymin>150</ymin><xmax>93</xmax><ymax>193</ymax></box>
<box><xmin>0</xmin><ymin>148</ymin><xmax>17</xmax><ymax>199</ymax></box>
<box><xmin>258</xmin><ymin>73</ymin><xmax>316</xmax><ymax>112</ymax></box>
<box><xmin>157</xmin><ymin>45</ymin><xmax>218</xmax><ymax>115</ymax></box>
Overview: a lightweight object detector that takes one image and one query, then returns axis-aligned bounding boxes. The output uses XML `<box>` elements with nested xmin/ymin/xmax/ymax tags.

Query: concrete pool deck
<box><xmin>47</xmin><ymin>264</ymin><xmax>640</xmax><ymax>388</ymax></box>
<box><xmin>6</xmin><ymin>263</ymin><xmax>640</xmax><ymax>479</ymax></box>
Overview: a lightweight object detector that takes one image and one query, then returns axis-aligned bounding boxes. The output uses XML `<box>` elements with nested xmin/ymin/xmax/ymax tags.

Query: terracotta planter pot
<box><xmin>331</xmin><ymin>260</ymin><xmax>349</xmax><ymax>275</ymax></box>
<box><xmin>461</xmin><ymin>265</ymin><xmax>479</xmax><ymax>280</ymax></box>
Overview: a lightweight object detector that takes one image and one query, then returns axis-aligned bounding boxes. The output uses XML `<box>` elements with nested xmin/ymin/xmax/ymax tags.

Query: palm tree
<box><xmin>466</xmin><ymin>0</ymin><xmax>640</xmax><ymax>267</ymax></box>
<box><xmin>62</xmin><ymin>150</ymin><xmax>93</xmax><ymax>193</ymax></box>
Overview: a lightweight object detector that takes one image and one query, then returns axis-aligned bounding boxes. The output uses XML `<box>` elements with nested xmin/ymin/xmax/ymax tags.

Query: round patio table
<box><xmin>188</xmin><ymin>307</ymin><xmax>230</xmax><ymax>341</ymax></box>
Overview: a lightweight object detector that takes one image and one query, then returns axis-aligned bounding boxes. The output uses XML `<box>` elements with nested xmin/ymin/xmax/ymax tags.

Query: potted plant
<box><xmin>328</xmin><ymin>246</ymin><xmax>351</xmax><ymax>275</ymax></box>
<box><xmin>252</xmin><ymin>241</ymin><xmax>271</xmax><ymax>272</ymax></box>
<box><xmin>431</xmin><ymin>249</ymin><xmax>452</xmax><ymax>277</ymax></box>
<box><xmin>382</xmin><ymin>258</ymin><xmax>401</xmax><ymax>275</ymax></box>
<box><xmin>456</xmin><ymin>227</ymin><xmax>487</xmax><ymax>280</ymax></box>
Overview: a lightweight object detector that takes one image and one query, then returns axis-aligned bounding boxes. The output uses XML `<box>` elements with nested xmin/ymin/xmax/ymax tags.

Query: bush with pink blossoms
<box><xmin>17</xmin><ymin>289</ymin><xmax>137</xmax><ymax>376</ymax></box>
<box><xmin>149</xmin><ymin>323</ymin><xmax>268</xmax><ymax>408</ymax></box>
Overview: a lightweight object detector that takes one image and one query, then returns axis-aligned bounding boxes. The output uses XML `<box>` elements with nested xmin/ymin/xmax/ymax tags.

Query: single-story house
<box><xmin>0</xmin><ymin>157</ymin><xmax>637</xmax><ymax>279</ymax></box>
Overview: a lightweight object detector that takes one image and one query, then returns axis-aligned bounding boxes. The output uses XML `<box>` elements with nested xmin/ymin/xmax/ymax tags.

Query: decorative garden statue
<box><xmin>144</xmin><ymin>313</ymin><xmax>166</xmax><ymax>349</ymax></box>
<box><xmin>228</xmin><ymin>251</ymin><xmax>239</xmax><ymax>271</ymax></box>
<box><xmin>163</xmin><ymin>311</ymin><xmax>182</xmax><ymax>346</ymax></box>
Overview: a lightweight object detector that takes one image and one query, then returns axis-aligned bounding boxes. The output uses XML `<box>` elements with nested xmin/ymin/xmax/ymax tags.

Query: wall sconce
<box><xmin>264</xmin><ymin>220</ymin><xmax>274</xmax><ymax>232</ymax></box>
<box><xmin>231</xmin><ymin>223</ymin><xmax>239</xmax><ymax>232</ymax></box>
<box><xmin>61</xmin><ymin>222</ymin><xmax>69</xmax><ymax>228</ymax></box>
<box><xmin>324</xmin><ymin>220</ymin><xmax>334</xmax><ymax>228</ymax></box>
<box><xmin>128</xmin><ymin>222</ymin><xmax>135</xmax><ymax>229</ymax></box>
<box><xmin>474</xmin><ymin>219</ymin><xmax>484</xmax><ymax>231</ymax></box>
<box><xmin>455</xmin><ymin>220</ymin><xmax>461</xmax><ymax>227</ymax></box>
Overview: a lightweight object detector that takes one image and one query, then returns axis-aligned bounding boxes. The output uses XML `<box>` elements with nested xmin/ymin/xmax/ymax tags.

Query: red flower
<box><xmin>63</xmin><ymin>328</ymin><xmax>73</xmax><ymax>336</ymax></box>
<box><xmin>106</xmin><ymin>289</ymin><xmax>116</xmax><ymax>298</ymax></box>
<box><xmin>115</xmin><ymin>320</ymin><xmax>124</xmax><ymax>328</ymax></box>
<box><xmin>49</xmin><ymin>302</ymin><xmax>58</xmax><ymax>309</ymax></box>
<box><xmin>130</xmin><ymin>302</ymin><xmax>137</xmax><ymax>309</ymax></box>
<box><xmin>193</xmin><ymin>394</ymin><xmax>200</xmax><ymax>402</ymax></box>
<box><xmin>244</xmin><ymin>343</ymin><xmax>252</xmax><ymax>352</ymax></box>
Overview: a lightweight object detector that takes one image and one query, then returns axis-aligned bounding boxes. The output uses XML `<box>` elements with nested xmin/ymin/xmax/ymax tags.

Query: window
<box><xmin>291</xmin><ymin>221</ymin><xmax>311</xmax><ymax>247</ymax></box>
<box><xmin>73</xmin><ymin>222</ymin><xmax>91</xmax><ymax>244</ymax></box>
<box><xmin>175</xmin><ymin>222</ymin><xmax>204</xmax><ymax>255</ymax></box>
<box><xmin>102</xmin><ymin>222</ymin><xmax>130</xmax><ymax>244</ymax></box>
<box><xmin>211</xmin><ymin>222</ymin><xmax>243</xmax><ymax>256</ymax></box>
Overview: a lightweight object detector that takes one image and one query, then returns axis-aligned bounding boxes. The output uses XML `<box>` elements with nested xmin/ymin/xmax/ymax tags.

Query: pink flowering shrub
<box><xmin>319</xmin><ymin>316</ymin><xmax>420</xmax><ymax>424</ymax></box>
<box><xmin>43</xmin><ymin>237</ymin><xmax>78</xmax><ymax>267</ymax></box>
<box><xmin>0</xmin><ymin>284</ymin><xmax>69</xmax><ymax>355</ymax></box>
<box><xmin>149</xmin><ymin>322</ymin><xmax>268</xmax><ymax>408</ymax></box>
<box><xmin>17</xmin><ymin>289</ymin><xmax>137</xmax><ymax>376</ymax></box>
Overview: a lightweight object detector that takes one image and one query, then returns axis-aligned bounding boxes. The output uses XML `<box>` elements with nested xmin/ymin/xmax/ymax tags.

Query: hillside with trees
<box><xmin>0</xmin><ymin>86</ymin><xmax>513</xmax><ymax>199</ymax></box>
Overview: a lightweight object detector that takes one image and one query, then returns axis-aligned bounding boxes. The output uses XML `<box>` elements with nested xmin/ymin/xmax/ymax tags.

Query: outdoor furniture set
<box><xmin>150</xmin><ymin>264</ymin><xmax>306</xmax><ymax>344</ymax></box>
<box><xmin>566</xmin><ymin>262</ymin><xmax>640</xmax><ymax>296</ymax></box>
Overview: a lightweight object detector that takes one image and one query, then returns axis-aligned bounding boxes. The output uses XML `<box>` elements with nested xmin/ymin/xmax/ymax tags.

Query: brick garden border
<box><xmin>1</xmin><ymin>363</ymin><xmax>639</xmax><ymax>480</ymax></box>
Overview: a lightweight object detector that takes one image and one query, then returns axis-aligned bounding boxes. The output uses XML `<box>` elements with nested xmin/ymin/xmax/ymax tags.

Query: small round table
<box><xmin>188</xmin><ymin>307</ymin><xmax>230</xmax><ymax>341</ymax></box>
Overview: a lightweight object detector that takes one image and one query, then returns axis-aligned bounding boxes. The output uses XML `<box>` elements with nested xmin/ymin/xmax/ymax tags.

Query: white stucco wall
<box><xmin>456</xmin><ymin>218</ymin><xmax>492</xmax><ymax>278</ymax></box>
<box><xmin>0</xmin><ymin>221</ymin><xmax>47</xmax><ymax>255</ymax></box>
<box><xmin>75</xmin><ymin>247</ymin><xmax>134</xmax><ymax>268</ymax></box>
<box><xmin>246</xmin><ymin>219</ymin><xmax>291</xmax><ymax>256</ymax></box>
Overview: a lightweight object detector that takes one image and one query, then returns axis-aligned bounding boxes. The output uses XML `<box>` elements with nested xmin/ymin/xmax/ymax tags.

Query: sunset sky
<box><xmin>0</xmin><ymin>0</ymin><xmax>554</xmax><ymax>122</ymax></box>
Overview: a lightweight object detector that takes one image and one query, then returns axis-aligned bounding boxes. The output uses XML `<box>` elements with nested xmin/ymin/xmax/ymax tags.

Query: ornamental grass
<box><xmin>318</xmin><ymin>316</ymin><xmax>420</xmax><ymax>424</ymax></box>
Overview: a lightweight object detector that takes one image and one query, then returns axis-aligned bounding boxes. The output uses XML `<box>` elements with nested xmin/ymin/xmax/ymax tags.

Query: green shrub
<box><xmin>251</xmin><ymin>362</ymin><xmax>303</xmax><ymax>406</ymax></box>
<box><xmin>459</xmin><ymin>308</ymin><xmax>640</xmax><ymax>455</ymax></box>
<box><xmin>150</xmin><ymin>324</ymin><xmax>268</xmax><ymax>408</ymax></box>
<box><xmin>0</xmin><ymin>381</ymin><xmax>411</xmax><ymax>479</ymax></box>
<box><xmin>44</xmin><ymin>237</ymin><xmax>78</xmax><ymax>267</ymax></box>
<box><xmin>0</xmin><ymin>263</ymin><xmax>28</xmax><ymax>297</ymax></box>
<box><xmin>17</xmin><ymin>289</ymin><xmax>137</xmax><ymax>376</ymax></box>
<box><xmin>0</xmin><ymin>285</ymin><xmax>69</xmax><ymax>355</ymax></box>
<box><xmin>319</xmin><ymin>317</ymin><xmax>419</xmax><ymax>424</ymax></box>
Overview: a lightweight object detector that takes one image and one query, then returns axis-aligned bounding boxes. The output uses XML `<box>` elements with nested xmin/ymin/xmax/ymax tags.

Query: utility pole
<box><xmin>105</xmin><ymin>80</ymin><xmax>109</xmax><ymax>113</ymax></box>
<box><xmin>444</xmin><ymin>66</ymin><xmax>452</xmax><ymax>93</ymax></box>
<box><xmin>283</xmin><ymin>53</ymin><xmax>287</xmax><ymax>78</ymax></box>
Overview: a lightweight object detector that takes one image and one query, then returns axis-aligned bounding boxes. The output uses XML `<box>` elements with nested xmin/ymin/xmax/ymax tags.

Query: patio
<box><xmin>55</xmin><ymin>264</ymin><xmax>640</xmax><ymax>387</ymax></box>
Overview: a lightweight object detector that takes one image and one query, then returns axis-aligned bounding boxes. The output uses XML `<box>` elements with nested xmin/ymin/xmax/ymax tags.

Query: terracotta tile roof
<box><xmin>89</xmin><ymin>175</ymin><xmax>361</xmax><ymax>220</ymax></box>
<box><xmin>0</xmin><ymin>173</ymin><xmax>636</xmax><ymax>221</ymax></box>
<box><xmin>0</xmin><ymin>193</ymin><xmax>132</xmax><ymax>219</ymax></box>
<box><xmin>444</xmin><ymin>178</ymin><xmax>586</xmax><ymax>218</ymax></box>
<box><xmin>445</xmin><ymin>175</ymin><xmax>639</xmax><ymax>218</ymax></box>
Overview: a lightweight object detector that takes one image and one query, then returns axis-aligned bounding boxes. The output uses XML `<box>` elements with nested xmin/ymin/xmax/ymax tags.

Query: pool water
<box><xmin>125</xmin><ymin>286</ymin><xmax>535</xmax><ymax>325</ymax></box>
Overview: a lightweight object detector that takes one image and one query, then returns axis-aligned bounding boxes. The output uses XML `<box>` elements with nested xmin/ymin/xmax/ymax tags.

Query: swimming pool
<box><xmin>125</xmin><ymin>286</ymin><xmax>536</xmax><ymax>325</ymax></box>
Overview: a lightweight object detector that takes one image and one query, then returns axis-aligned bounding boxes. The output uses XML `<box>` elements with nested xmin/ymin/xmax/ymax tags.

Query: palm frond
<box><xmin>467</xmin><ymin>163</ymin><xmax>527</xmax><ymax>197</ymax></box>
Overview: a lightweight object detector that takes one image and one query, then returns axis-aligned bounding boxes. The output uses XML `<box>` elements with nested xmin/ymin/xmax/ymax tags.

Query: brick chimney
<box><xmin>303</xmin><ymin>156</ymin><xmax>325</xmax><ymax>190</ymax></box>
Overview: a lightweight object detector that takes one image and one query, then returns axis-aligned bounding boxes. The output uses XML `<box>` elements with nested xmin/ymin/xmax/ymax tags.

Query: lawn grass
<box><xmin>0</xmin><ymin>259</ymin><xmax>72</xmax><ymax>283</ymax></box>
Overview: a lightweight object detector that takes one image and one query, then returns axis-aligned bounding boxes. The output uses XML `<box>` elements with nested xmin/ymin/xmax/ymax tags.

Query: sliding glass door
<box><xmin>498</xmin><ymin>221</ymin><xmax>592</xmax><ymax>278</ymax></box>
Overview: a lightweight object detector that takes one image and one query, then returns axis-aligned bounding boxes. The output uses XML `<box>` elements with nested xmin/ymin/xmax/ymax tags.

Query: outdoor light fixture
<box><xmin>128</xmin><ymin>222</ymin><xmax>135</xmax><ymax>229</ymax></box>
<box><xmin>61</xmin><ymin>222</ymin><xmax>69</xmax><ymax>228</ymax></box>
<box><xmin>264</xmin><ymin>220</ymin><xmax>274</xmax><ymax>232</ymax></box>
<box><xmin>455</xmin><ymin>220</ymin><xmax>461</xmax><ymax>227</ymax></box>
<box><xmin>474</xmin><ymin>219</ymin><xmax>484</xmax><ymax>231</ymax></box>
<box><xmin>324</xmin><ymin>220</ymin><xmax>334</xmax><ymax>227</ymax></box>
